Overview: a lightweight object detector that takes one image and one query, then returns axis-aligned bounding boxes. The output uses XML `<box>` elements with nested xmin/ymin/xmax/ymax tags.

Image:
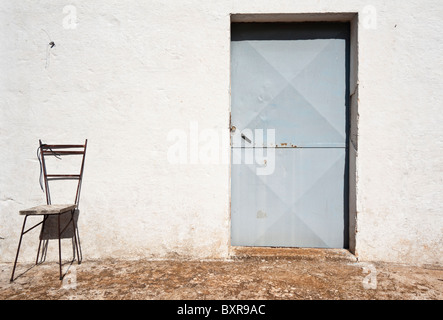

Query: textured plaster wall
<box><xmin>0</xmin><ymin>0</ymin><xmax>442</xmax><ymax>265</ymax></box>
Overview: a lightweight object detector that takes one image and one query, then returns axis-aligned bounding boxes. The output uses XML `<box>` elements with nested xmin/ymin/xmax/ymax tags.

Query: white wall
<box><xmin>1</xmin><ymin>0</ymin><xmax>442</xmax><ymax>265</ymax></box>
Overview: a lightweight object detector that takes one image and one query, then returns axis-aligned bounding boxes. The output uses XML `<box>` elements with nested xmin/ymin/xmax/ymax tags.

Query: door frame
<box><xmin>228</xmin><ymin>13</ymin><xmax>359</xmax><ymax>255</ymax></box>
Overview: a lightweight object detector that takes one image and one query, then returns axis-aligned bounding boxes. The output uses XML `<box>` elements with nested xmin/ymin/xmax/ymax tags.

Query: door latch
<box><xmin>241</xmin><ymin>133</ymin><xmax>252</xmax><ymax>144</ymax></box>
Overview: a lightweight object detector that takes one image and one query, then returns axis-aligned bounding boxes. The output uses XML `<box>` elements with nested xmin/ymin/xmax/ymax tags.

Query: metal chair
<box><xmin>10</xmin><ymin>139</ymin><xmax>87</xmax><ymax>281</ymax></box>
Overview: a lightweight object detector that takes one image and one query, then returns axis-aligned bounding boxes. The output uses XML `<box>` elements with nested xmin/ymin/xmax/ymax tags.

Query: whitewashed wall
<box><xmin>0</xmin><ymin>0</ymin><xmax>442</xmax><ymax>266</ymax></box>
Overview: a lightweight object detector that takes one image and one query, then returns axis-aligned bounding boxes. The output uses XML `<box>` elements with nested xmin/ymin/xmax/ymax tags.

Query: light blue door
<box><xmin>231</xmin><ymin>23</ymin><xmax>350</xmax><ymax>248</ymax></box>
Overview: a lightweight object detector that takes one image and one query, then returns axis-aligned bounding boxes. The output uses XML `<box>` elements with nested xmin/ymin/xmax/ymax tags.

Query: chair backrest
<box><xmin>39</xmin><ymin>139</ymin><xmax>87</xmax><ymax>206</ymax></box>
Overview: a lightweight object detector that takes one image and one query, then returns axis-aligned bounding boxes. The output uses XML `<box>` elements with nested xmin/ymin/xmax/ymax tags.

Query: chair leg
<box><xmin>71</xmin><ymin>210</ymin><xmax>81</xmax><ymax>265</ymax></box>
<box><xmin>58</xmin><ymin>213</ymin><xmax>63</xmax><ymax>280</ymax></box>
<box><xmin>10</xmin><ymin>215</ymin><xmax>28</xmax><ymax>282</ymax></box>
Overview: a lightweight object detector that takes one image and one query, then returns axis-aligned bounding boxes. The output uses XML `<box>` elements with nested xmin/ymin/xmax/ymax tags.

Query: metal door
<box><xmin>230</xmin><ymin>23</ymin><xmax>349</xmax><ymax>248</ymax></box>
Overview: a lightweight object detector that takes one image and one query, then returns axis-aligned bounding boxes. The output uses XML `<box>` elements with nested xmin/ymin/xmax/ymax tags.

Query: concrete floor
<box><xmin>1</xmin><ymin>248</ymin><xmax>442</xmax><ymax>300</ymax></box>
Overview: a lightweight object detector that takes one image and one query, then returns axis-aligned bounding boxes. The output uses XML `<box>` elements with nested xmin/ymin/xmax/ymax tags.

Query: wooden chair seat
<box><xmin>19</xmin><ymin>204</ymin><xmax>77</xmax><ymax>216</ymax></box>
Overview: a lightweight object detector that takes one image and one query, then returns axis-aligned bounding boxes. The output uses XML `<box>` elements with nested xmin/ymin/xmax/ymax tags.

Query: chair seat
<box><xmin>19</xmin><ymin>204</ymin><xmax>77</xmax><ymax>216</ymax></box>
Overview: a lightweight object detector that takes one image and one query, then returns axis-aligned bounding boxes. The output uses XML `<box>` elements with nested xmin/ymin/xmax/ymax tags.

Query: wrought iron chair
<box><xmin>10</xmin><ymin>139</ymin><xmax>87</xmax><ymax>281</ymax></box>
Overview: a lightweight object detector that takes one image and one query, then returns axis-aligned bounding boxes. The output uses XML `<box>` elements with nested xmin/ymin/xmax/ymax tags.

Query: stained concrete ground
<box><xmin>1</xmin><ymin>248</ymin><xmax>442</xmax><ymax>300</ymax></box>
